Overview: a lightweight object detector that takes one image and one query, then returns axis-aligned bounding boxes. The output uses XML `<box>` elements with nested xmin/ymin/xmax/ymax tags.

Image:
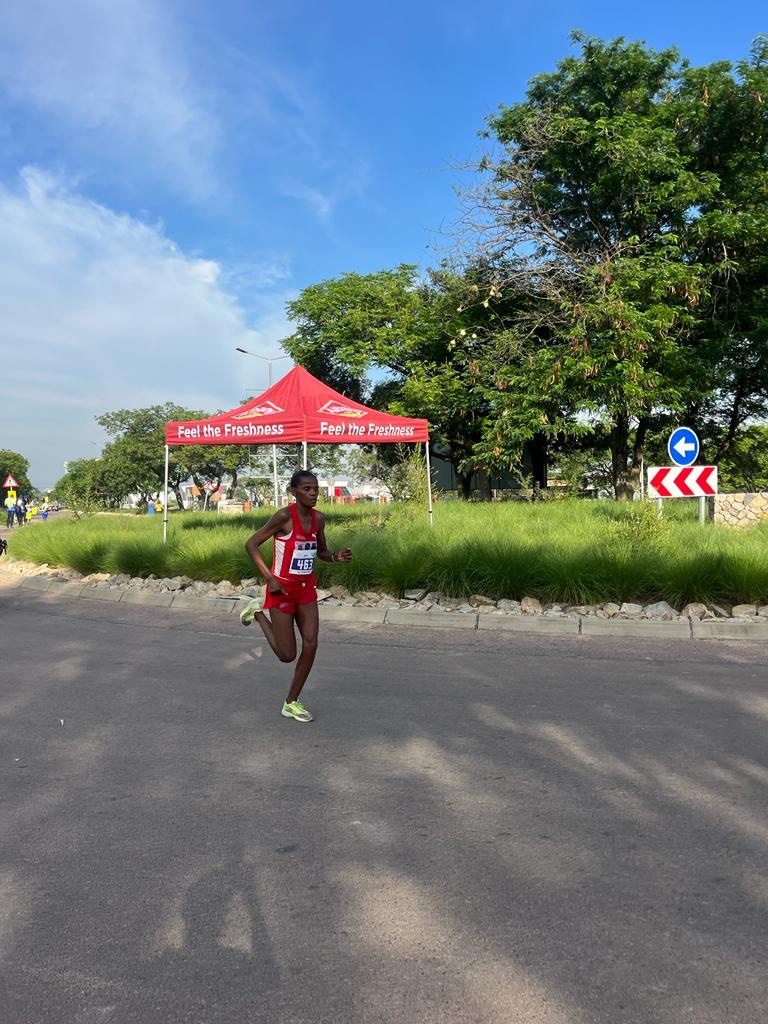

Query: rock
<box><xmin>361</xmin><ymin>591</ymin><xmax>382</xmax><ymax>602</ymax></box>
<box><xmin>731</xmin><ymin>603</ymin><xmax>757</xmax><ymax>618</ymax></box>
<box><xmin>429</xmin><ymin>603</ymin><xmax>449</xmax><ymax>613</ymax></box>
<box><xmin>712</xmin><ymin>604</ymin><xmax>731</xmax><ymax>618</ymax></box>
<box><xmin>602</xmin><ymin>603</ymin><xmax>621</xmax><ymax>618</ymax></box>
<box><xmin>682</xmin><ymin>603</ymin><xmax>711</xmax><ymax>620</ymax></box>
<box><xmin>758</xmin><ymin>606</ymin><xmax>768</xmax><ymax>619</ymax></box>
<box><xmin>377</xmin><ymin>599</ymin><xmax>400</xmax><ymax>610</ymax></box>
<box><xmin>330</xmin><ymin>585</ymin><xmax>350</xmax><ymax>599</ymax></box>
<box><xmin>543</xmin><ymin>606</ymin><xmax>566</xmax><ymax>617</ymax></box>
<box><xmin>416</xmin><ymin>599</ymin><xmax>434</xmax><ymax>610</ymax></box>
<box><xmin>438</xmin><ymin>597</ymin><xmax>463</xmax><ymax>610</ymax></box>
<box><xmin>469</xmin><ymin>594</ymin><xmax>496</xmax><ymax>607</ymax></box>
<box><xmin>240</xmin><ymin>578</ymin><xmax>260</xmax><ymax>587</ymax></box>
<box><xmin>403</xmin><ymin>589</ymin><xmax>427</xmax><ymax>601</ymax></box>
<box><xmin>242</xmin><ymin>585</ymin><xmax>264</xmax><ymax>597</ymax></box>
<box><xmin>315</xmin><ymin>589</ymin><xmax>332</xmax><ymax>602</ymax></box>
<box><xmin>521</xmin><ymin>596</ymin><xmax>543</xmax><ymax>615</ymax></box>
<box><xmin>455</xmin><ymin>604</ymin><xmax>476</xmax><ymax>614</ymax></box>
<box><xmin>322</xmin><ymin>598</ymin><xmax>343</xmax><ymax>606</ymax></box>
<box><xmin>619</xmin><ymin>602</ymin><xmax>643</xmax><ymax>617</ymax></box>
<box><xmin>496</xmin><ymin>599</ymin><xmax>521</xmax><ymax>614</ymax></box>
<box><xmin>216</xmin><ymin>580</ymin><xmax>235</xmax><ymax>592</ymax></box>
<box><xmin>108</xmin><ymin>573</ymin><xmax>131</xmax><ymax>586</ymax></box>
<box><xmin>643</xmin><ymin>601</ymin><xmax>677</xmax><ymax>620</ymax></box>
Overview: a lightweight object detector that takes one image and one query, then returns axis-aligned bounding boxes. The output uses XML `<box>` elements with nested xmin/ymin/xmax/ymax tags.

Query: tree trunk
<box><xmin>610</xmin><ymin>413</ymin><xmax>633</xmax><ymax>501</ymax></box>
<box><xmin>529</xmin><ymin>432</ymin><xmax>548</xmax><ymax>490</ymax></box>
<box><xmin>476</xmin><ymin>470</ymin><xmax>492</xmax><ymax>501</ymax></box>
<box><xmin>629</xmin><ymin>417</ymin><xmax>648</xmax><ymax>499</ymax></box>
<box><xmin>713</xmin><ymin>383</ymin><xmax>744</xmax><ymax>463</ymax></box>
<box><xmin>172</xmin><ymin>484</ymin><xmax>185</xmax><ymax>510</ymax></box>
<box><xmin>455</xmin><ymin>467</ymin><xmax>473</xmax><ymax>499</ymax></box>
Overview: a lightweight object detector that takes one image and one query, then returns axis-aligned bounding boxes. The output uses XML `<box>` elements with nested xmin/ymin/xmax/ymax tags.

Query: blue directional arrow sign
<box><xmin>667</xmin><ymin>427</ymin><xmax>700</xmax><ymax>467</ymax></box>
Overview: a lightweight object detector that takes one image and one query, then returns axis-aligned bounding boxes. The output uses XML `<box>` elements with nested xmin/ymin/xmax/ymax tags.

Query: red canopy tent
<box><xmin>162</xmin><ymin>365</ymin><xmax>432</xmax><ymax>538</ymax></box>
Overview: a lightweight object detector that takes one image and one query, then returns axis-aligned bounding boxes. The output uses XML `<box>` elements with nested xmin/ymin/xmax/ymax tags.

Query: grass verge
<box><xmin>6</xmin><ymin>501</ymin><xmax>768</xmax><ymax>606</ymax></box>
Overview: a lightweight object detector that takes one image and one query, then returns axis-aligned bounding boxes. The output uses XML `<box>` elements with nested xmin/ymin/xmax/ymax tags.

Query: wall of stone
<box><xmin>713</xmin><ymin>492</ymin><xmax>768</xmax><ymax>527</ymax></box>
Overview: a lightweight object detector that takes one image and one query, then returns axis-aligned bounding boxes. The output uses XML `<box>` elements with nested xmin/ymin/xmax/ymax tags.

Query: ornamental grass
<box><xmin>7</xmin><ymin>500</ymin><xmax>768</xmax><ymax>607</ymax></box>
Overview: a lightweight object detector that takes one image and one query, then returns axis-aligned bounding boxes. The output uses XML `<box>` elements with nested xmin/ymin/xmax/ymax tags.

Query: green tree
<box><xmin>53</xmin><ymin>459</ymin><xmax>102</xmax><ymax>518</ymax></box>
<box><xmin>0</xmin><ymin>449</ymin><xmax>34</xmax><ymax>496</ymax></box>
<box><xmin>711</xmin><ymin>425</ymin><xmax>768</xmax><ymax>491</ymax></box>
<box><xmin>677</xmin><ymin>39</ymin><xmax>768</xmax><ymax>460</ymax></box>
<box><xmin>96</xmin><ymin>405</ymin><xmax>252</xmax><ymax>508</ymax></box>
<box><xmin>464</xmin><ymin>34</ymin><xmax>724</xmax><ymax>498</ymax></box>
<box><xmin>283</xmin><ymin>264</ymin><xmax>511</xmax><ymax>497</ymax></box>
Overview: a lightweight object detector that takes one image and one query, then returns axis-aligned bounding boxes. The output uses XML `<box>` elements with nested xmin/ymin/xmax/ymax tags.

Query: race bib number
<box><xmin>290</xmin><ymin>541</ymin><xmax>317</xmax><ymax>575</ymax></box>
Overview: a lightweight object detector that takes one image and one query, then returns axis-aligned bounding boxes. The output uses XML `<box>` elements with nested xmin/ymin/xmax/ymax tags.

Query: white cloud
<box><xmin>0</xmin><ymin>0</ymin><xmax>218</xmax><ymax>197</ymax></box>
<box><xmin>0</xmin><ymin>169</ymin><xmax>292</xmax><ymax>486</ymax></box>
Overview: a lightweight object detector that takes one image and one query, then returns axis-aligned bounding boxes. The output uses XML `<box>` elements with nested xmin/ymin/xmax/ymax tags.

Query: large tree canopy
<box><xmin>283</xmin><ymin>263</ymin><xmax>524</xmax><ymax>496</ymax></box>
<box><xmin>460</xmin><ymin>33</ymin><xmax>768</xmax><ymax>497</ymax></box>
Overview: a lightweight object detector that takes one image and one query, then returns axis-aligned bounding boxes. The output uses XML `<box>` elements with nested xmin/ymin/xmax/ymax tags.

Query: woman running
<box><xmin>240</xmin><ymin>470</ymin><xmax>352</xmax><ymax>722</ymax></box>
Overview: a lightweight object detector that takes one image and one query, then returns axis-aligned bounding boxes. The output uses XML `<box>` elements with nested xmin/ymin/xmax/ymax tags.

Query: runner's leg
<box><xmin>255</xmin><ymin>607</ymin><xmax>297</xmax><ymax>663</ymax></box>
<box><xmin>285</xmin><ymin>602</ymin><xmax>319</xmax><ymax>704</ymax></box>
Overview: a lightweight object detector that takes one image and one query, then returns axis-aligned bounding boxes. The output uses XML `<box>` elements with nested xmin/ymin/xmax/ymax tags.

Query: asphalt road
<box><xmin>1</xmin><ymin>589</ymin><xmax>767</xmax><ymax>1024</ymax></box>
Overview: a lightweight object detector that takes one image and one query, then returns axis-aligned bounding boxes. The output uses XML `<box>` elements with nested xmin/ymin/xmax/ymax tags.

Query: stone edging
<box><xmin>2</xmin><ymin>565</ymin><xmax>767</xmax><ymax>641</ymax></box>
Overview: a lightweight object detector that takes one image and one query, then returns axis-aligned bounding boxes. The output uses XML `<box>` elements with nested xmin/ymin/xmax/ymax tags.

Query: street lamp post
<box><xmin>235</xmin><ymin>348</ymin><xmax>292</xmax><ymax>508</ymax></box>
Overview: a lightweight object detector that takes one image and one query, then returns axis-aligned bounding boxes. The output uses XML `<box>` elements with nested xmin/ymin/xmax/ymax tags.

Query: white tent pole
<box><xmin>302</xmin><ymin>441</ymin><xmax>308</xmax><ymax>471</ymax></box>
<box><xmin>163</xmin><ymin>445</ymin><xmax>170</xmax><ymax>544</ymax></box>
<box><xmin>425</xmin><ymin>442</ymin><xmax>434</xmax><ymax>527</ymax></box>
<box><xmin>272</xmin><ymin>444</ymin><xmax>279</xmax><ymax>507</ymax></box>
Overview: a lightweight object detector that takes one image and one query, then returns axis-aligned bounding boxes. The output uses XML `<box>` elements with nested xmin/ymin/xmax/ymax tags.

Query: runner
<box><xmin>240</xmin><ymin>470</ymin><xmax>352</xmax><ymax>723</ymax></box>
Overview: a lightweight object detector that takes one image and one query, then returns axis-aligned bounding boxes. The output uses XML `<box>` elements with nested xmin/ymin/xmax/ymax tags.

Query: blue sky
<box><xmin>0</xmin><ymin>0</ymin><xmax>764</xmax><ymax>487</ymax></box>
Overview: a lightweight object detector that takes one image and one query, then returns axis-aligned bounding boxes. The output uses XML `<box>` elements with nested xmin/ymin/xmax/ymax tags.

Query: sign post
<box><xmin>649</xmin><ymin>428</ymin><xmax>716</xmax><ymax>521</ymax></box>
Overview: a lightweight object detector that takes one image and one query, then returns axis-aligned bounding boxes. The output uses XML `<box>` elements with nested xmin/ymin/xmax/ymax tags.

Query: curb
<box><xmin>2</xmin><ymin>567</ymin><xmax>767</xmax><ymax>641</ymax></box>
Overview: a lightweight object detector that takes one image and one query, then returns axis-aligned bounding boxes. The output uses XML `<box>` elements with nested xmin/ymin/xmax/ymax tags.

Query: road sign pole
<box><xmin>657</xmin><ymin>497</ymin><xmax>663</xmax><ymax>516</ymax></box>
<box><xmin>699</xmin><ymin>496</ymin><xmax>706</xmax><ymax>524</ymax></box>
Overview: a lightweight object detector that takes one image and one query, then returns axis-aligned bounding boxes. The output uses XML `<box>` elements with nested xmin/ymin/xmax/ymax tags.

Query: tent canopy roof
<box><xmin>165</xmin><ymin>364</ymin><xmax>429</xmax><ymax>446</ymax></box>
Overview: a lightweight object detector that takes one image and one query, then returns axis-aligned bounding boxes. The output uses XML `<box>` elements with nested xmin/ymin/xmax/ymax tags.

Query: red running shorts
<box><xmin>264</xmin><ymin>579</ymin><xmax>318</xmax><ymax>615</ymax></box>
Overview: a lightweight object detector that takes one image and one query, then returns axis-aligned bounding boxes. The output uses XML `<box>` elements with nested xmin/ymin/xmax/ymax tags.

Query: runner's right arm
<box><xmin>245</xmin><ymin>509</ymin><xmax>292</xmax><ymax>594</ymax></box>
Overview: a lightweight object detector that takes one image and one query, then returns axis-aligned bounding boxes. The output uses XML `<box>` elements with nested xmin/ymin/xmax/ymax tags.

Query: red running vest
<box><xmin>271</xmin><ymin>503</ymin><xmax>318</xmax><ymax>583</ymax></box>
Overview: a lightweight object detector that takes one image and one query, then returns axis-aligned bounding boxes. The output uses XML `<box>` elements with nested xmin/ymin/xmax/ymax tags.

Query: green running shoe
<box><xmin>281</xmin><ymin>700</ymin><xmax>314</xmax><ymax>723</ymax></box>
<box><xmin>239</xmin><ymin>596</ymin><xmax>263</xmax><ymax>625</ymax></box>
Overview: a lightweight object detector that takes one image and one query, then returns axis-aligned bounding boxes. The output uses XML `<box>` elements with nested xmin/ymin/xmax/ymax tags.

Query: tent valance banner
<box><xmin>165</xmin><ymin>365</ymin><xmax>429</xmax><ymax>445</ymax></box>
<box><xmin>162</xmin><ymin>365</ymin><xmax>433</xmax><ymax>540</ymax></box>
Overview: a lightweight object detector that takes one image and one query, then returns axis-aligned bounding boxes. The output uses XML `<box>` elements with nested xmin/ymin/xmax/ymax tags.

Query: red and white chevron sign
<box><xmin>647</xmin><ymin>466</ymin><xmax>718</xmax><ymax>498</ymax></box>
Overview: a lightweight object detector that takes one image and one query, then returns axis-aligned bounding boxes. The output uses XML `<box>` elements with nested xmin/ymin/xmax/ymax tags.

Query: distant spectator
<box><xmin>147</xmin><ymin>500</ymin><xmax>156</xmax><ymax>516</ymax></box>
<box><xmin>4</xmin><ymin>493</ymin><xmax>15</xmax><ymax>528</ymax></box>
<box><xmin>15</xmin><ymin>498</ymin><xmax>27</xmax><ymax>526</ymax></box>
